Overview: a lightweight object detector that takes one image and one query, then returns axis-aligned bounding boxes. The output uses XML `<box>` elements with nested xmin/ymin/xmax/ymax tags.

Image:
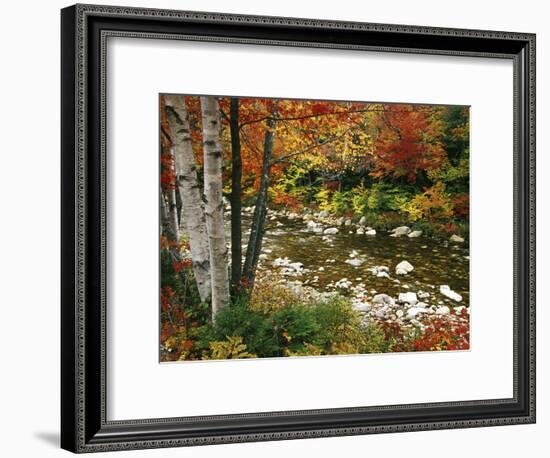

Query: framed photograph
<box><xmin>61</xmin><ymin>3</ymin><xmax>536</xmax><ymax>453</ymax></box>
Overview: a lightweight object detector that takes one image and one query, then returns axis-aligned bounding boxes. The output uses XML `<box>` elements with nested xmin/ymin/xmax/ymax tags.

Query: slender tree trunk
<box><xmin>229</xmin><ymin>98</ymin><xmax>243</xmax><ymax>295</ymax></box>
<box><xmin>242</xmin><ymin>114</ymin><xmax>276</xmax><ymax>291</ymax></box>
<box><xmin>164</xmin><ymin>95</ymin><xmax>212</xmax><ymax>303</ymax></box>
<box><xmin>201</xmin><ymin>96</ymin><xmax>230</xmax><ymax>318</ymax></box>
<box><xmin>164</xmin><ymin>146</ymin><xmax>180</xmax><ymax>240</ymax></box>
<box><xmin>160</xmin><ymin>189</ymin><xmax>188</xmax><ymax>287</ymax></box>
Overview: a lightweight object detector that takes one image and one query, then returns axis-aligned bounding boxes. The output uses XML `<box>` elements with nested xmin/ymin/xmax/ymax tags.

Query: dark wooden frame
<box><xmin>61</xmin><ymin>3</ymin><xmax>536</xmax><ymax>453</ymax></box>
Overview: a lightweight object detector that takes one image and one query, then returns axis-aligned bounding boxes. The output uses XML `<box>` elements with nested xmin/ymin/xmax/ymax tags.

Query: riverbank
<box><xmin>247</xmin><ymin>205</ymin><xmax>470</xmax><ymax>342</ymax></box>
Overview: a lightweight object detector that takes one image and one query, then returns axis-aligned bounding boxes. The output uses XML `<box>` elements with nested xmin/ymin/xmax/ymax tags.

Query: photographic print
<box><xmin>159</xmin><ymin>95</ymin><xmax>470</xmax><ymax>362</ymax></box>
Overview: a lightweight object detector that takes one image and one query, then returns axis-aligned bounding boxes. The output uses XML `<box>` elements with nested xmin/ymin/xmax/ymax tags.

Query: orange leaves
<box><xmin>160</xmin><ymin>152</ymin><xmax>176</xmax><ymax>190</ymax></box>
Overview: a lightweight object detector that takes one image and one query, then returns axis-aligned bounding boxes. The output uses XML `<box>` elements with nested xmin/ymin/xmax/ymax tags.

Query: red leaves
<box><xmin>160</xmin><ymin>286</ymin><xmax>176</xmax><ymax>312</ymax></box>
<box><xmin>310</xmin><ymin>102</ymin><xmax>333</xmax><ymax>115</ymax></box>
<box><xmin>160</xmin><ymin>235</ymin><xmax>189</xmax><ymax>252</ymax></box>
<box><xmin>379</xmin><ymin>308</ymin><xmax>470</xmax><ymax>352</ymax></box>
<box><xmin>172</xmin><ymin>258</ymin><xmax>192</xmax><ymax>273</ymax></box>
<box><xmin>410</xmin><ymin>312</ymin><xmax>470</xmax><ymax>352</ymax></box>
<box><xmin>372</xmin><ymin>105</ymin><xmax>446</xmax><ymax>182</ymax></box>
<box><xmin>451</xmin><ymin>194</ymin><xmax>469</xmax><ymax>219</ymax></box>
<box><xmin>160</xmin><ymin>152</ymin><xmax>176</xmax><ymax>190</ymax></box>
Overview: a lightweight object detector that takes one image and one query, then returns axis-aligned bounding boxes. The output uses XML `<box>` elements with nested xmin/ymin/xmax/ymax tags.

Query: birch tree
<box><xmin>164</xmin><ymin>95</ymin><xmax>212</xmax><ymax>303</ymax></box>
<box><xmin>161</xmin><ymin>144</ymin><xmax>180</xmax><ymax>240</ymax></box>
<box><xmin>201</xmin><ymin>96</ymin><xmax>230</xmax><ymax>317</ymax></box>
<box><xmin>160</xmin><ymin>188</ymin><xmax>189</xmax><ymax>288</ymax></box>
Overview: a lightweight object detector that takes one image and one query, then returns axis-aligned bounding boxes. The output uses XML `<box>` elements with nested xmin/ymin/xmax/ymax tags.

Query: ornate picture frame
<box><xmin>61</xmin><ymin>4</ymin><xmax>535</xmax><ymax>453</ymax></box>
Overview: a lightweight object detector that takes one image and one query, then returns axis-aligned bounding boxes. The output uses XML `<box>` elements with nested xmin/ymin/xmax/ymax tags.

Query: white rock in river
<box><xmin>344</xmin><ymin>218</ymin><xmax>352</xmax><ymax>226</ymax></box>
<box><xmin>313</xmin><ymin>226</ymin><xmax>324</xmax><ymax>234</ymax></box>
<box><xmin>373</xmin><ymin>294</ymin><xmax>395</xmax><ymax>306</ymax></box>
<box><xmin>376</xmin><ymin>271</ymin><xmax>390</xmax><ymax>278</ymax></box>
<box><xmin>365</xmin><ymin>229</ymin><xmax>376</xmax><ymax>236</ymax></box>
<box><xmin>435</xmin><ymin>306</ymin><xmax>451</xmax><ymax>315</ymax></box>
<box><xmin>395</xmin><ymin>260</ymin><xmax>414</xmax><ymax>275</ymax></box>
<box><xmin>358</xmin><ymin>216</ymin><xmax>367</xmax><ymax>226</ymax></box>
<box><xmin>323</xmin><ymin>227</ymin><xmax>339</xmax><ymax>235</ymax></box>
<box><xmin>440</xmin><ymin>285</ymin><xmax>462</xmax><ymax>302</ymax></box>
<box><xmin>345</xmin><ymin>258</ymin><xmax>365</xmax><ymax>267</ymax></box>
<box><xmin>398</xmin><ymin>292</ymin><xmax>418</xmax><ymax>305</ymax></box>
<box><xmin>335</xmin><ymin>278</ymin><xmax>352</xmax><ymax>289</ymax></box>
<box><xmin>408</xmin><ymin>230</ymin><xmax>423</xmax><ymax>238</ymax></box>
<box><xmin>259</xmin><ymin>253</ymin><xmax>268</xmax><ymax>261</ymax></box>
<box><xmin>407</xmin><ymin>306</ymin><xmax>428</xmax><ymax>319</ymax></box>
<box><xmin>272</xmin><ymin>257</ymin><xmax>290</xmax><ymax>267</ymax></box>
<box><xmin>306</xmin><ymin>220</ymin><xmax>317</xmax><ymax>231</ymax></box>
<box><xmin>353</xmin><ymin>302</ymin><xmax>371</xmax><ymax>313</ymax></box>
<box><xmin>450</xmin><ymin>234</ymin><xmax>465</xmax><ymax>243</ymax></box>
<box><xmin>318</xmin><ymin>210</ymin><xmax>329</xmax><ymax>218</ymax></box>
<box><xmin>392</xmin><ymin>226</ymin><xmax>411</xmax><ymax>236</ymax></box>
<box><xmin>356</xmin><ymin>227</ymin><xmax>365</xmax><ymax>235</ymax></box>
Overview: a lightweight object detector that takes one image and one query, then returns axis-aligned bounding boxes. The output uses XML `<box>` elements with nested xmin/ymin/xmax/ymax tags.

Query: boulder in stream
<box><xmin>440</xmin><ymin>285</ymin><xmax>462</xmax><ymax>302</ymax></box>
<box><xmin>323</xmin><ymin>227</ymin><xmax>339</xmax><ymax>235</ymax></box>
<box><xmin>392</xmin><ymin>226</ymin><xmax>411</xmax><ymax>237</ymax></box>
<box><xmin>373</xmin><ymin>294</ymin><xmax>395</xmax><ymax>306</ymax></box>
<box><xmin>396</xmin><ymin>260</ymin><xmax>414</xmax><ymax>275</ymax></box>
<box><xmin>450</xmin><ymin>234</ymin><xmax>465</xmax><ymax>243</ymax></box>
<box><xmin>398</xmin><ymin>292</ymin><xmax>418</xmax><ymax>305</ymax></box>
<box><xmin>345</xmin><ymin>258</ymin><xmax>365</xmax><ymax>267</ymax></box>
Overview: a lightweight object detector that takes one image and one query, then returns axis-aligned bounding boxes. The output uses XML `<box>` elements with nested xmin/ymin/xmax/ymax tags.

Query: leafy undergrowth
<box><xmin>160</xmin><ymin>276</ymin><xmax>469</xmax><ymax>362</ymax></box>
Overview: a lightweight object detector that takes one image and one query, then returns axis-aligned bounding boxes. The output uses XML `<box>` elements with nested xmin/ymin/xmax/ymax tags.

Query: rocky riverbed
<box><xmin>239</xmin><ymin>205</ymin><xmax>470</xmax><ymax>333</ymax></box>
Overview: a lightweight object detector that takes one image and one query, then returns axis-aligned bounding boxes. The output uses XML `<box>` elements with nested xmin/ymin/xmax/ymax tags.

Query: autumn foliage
<box><xmin>159</xmin><ymin>95</ymin><xmax>470</xmax><ymax>361</ymax></box>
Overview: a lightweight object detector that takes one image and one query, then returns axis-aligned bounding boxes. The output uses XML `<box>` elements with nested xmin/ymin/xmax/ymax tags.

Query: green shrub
<box><xmin>212</xmin><ymin>304</ymin><xmax>279</xmax><ymax>357</ymax></box>
<box><xmin>311</xmin><ymin>296</ymin><xmax>366</xmax><ymax>354</ymax></box>
<box><xmin>361</xmin><ymin>322</ymin><xmax>393</xmax><ymax>353</ymax></box>
<box><xmin>271</xmin><ymin>305</ymin><xmax>320</xmax><ymax>353</ymax></box>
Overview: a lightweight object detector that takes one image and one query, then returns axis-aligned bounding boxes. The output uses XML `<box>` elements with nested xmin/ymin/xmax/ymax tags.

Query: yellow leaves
<box><xmin>284</xmin><ymin>343</ymin><xmax>323</xmax><ymax>357</ymax></box>
<box><xmin>206</xmin><ymin>336</ymin><xmax>257</xmax><ymax>360</ymax></box>
<box><xmin>314</xmin><ymin>188</ymin><xmax>333</xmax><ymax>213</ymax></box>
<box><xmin>249</xmin><ymin>275</ymin><xmax>304</xmax><ymax>313</ymax></box>
<box><xmin>163</xmin><ymin>336</ymin><xmax>177</xmax><ymax>350</ymax></box>
<box><xmin>401</xmin><ymin>182</ymin><xmax>454</xmax><ymax>221</ymax></box>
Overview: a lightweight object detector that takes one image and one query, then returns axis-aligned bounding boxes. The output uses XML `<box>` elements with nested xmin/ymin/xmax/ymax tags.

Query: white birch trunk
<box><xmin>165</xmin><ymin>146</ymin><xmax>180</xmax><ymax>240</ymax></box>
<box><xmin>200</xmin><ymin>96</ymin><xmax>230</xmax><ymax>318</ymax></box>
<box><xmin>164</xmin><ymin>95</ymin><xmax>211</xmax><ymax>303</ymax></box>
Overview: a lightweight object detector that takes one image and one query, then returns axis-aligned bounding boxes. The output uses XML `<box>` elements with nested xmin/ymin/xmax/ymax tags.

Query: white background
<box><xmin>0</xmin><ymin>0</ymin><xmax>547</xmax><ymax>457</ymax></box>
<box><xmin>108</xmin><ymin>38</ymin><xmax>513</xmax><ymax>420</ymax></box>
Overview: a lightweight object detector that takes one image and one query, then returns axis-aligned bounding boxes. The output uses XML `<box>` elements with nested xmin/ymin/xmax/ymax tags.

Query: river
<box><xmin>246</xmin><ymin>211</ymin><xmax>470</xmax><ymax>308</ymax></box>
